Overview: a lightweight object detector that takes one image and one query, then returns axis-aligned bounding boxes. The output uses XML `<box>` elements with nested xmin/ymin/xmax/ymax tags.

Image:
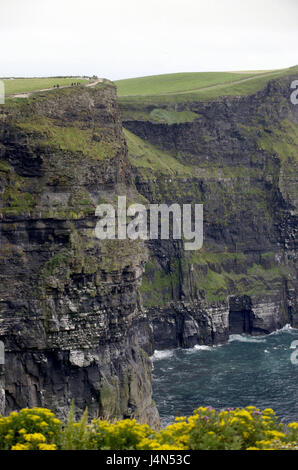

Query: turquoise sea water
<box><xmin>151</xmin><ymin>325</ymin><xmax>298</xmax><ymax>427</ymax></box>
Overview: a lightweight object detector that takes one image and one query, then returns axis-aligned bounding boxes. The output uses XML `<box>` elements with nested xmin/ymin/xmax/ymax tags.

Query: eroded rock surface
<box><xmin>121</xmin><ymin>75</ymin><xmax>298</xmax><ymax>349</ymax></box>
<box><xmin>0</xmin><ymin>74</ymin><xmax>297</xmax><ymax>422</ymax></box>
<box><xmin>0</xmin><ymin>83</ymin><xmax>159</xmax><ymax>426</ymax></box>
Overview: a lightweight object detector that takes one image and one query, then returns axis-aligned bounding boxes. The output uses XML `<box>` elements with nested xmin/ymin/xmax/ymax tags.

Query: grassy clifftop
<box><xmin>120</xmin><ymin>69</ymin><xmax>298</xmax><ymax>327</ymax></box>
<box><xmin>116</xmin><ymin>66</ymin><xmax>298</xmax><ymax>108</ymax></box>
<box><xmin>3</xmin><ymin>77</ymin><xmax>88</xmax><ymax>96</ymax></box>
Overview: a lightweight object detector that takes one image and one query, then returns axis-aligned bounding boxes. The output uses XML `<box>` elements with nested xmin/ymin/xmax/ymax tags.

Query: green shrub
<box><xmin>91</xmin><ymin>418</ymin><xmax>153</xmax><ymax>450</ymax></box>
<box><xmin>55</xmin><ymin>404</ymin><xmax>94</xmax><ymax>450</ymax></box>
<box><xmin>0</xmin><ymin>405</ymin><xmax>297</xmax><ymax>450</ymax></box>
<box><xmin>0</xmin><ymin>408</ymin><xmax>61</xmax><ymax>450</ymax></box>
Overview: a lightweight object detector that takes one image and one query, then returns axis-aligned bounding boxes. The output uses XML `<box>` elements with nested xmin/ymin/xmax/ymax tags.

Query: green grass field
<box><xmin>115</xmin><ymin>71</ymin><xmax>265</xmax><ymax>96</ymax></box>
<box><xmin>116</xmin><ymin>66</ymin><xmax>298</xmax><ymax>104</ymax></box>
<box><xmin>2</xmin><ymin>77</ymin><xmax>88</xmax><ymax>96</ymax></box>
<box><xmin>124</xmin><ymin>128</ymin><xmax>193</xmax><ymax>176</ymax></box>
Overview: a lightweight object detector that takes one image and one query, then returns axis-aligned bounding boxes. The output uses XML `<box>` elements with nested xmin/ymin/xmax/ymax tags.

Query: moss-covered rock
<box><xmin>122</xmin><ymin>73</ymin><xmax>298</xmax><ymax>347</ymax></box>
<box><xmin>0</xmin><ymin>82</ymin><xmax>159</xmax><ymax>428</ymax></box>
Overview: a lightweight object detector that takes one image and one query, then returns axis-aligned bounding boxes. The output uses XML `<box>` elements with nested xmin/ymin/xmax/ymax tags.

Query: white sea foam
<box><xmin>228</xmin><ymin>324</ymin><xmax>298</xmax><ymax>344</ymax></box>
<box><xmin>268</xmin><ymin>324</ymin><xmax>297</xmax><ymax>336</ymax></box>
<box><xmin>150</xmin><ymin>349</ymin><xmax>174</xmax><ymax>361</ymax></box>
<box><xmin>185</xmin><ymin>343</ymin><xmax>225</xmax><ymax>355</ymax></box>
<box><xmin>194</xmin><ymin>344</ymin><xmax>213</xmax><ymax>351</ymax></box>
<box><xmin>228</xmin><ymin>334</ymin><xmax>266</xmax><ymax>343</ymax></box>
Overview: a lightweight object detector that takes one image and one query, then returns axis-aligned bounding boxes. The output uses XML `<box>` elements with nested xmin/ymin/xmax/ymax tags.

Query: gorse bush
<box><xmin>0</xmin><ymin>407</ymin><xmax>61</xmax><ymax>450</ymax></box>
<box><xmin>0</xmin><ymin>405</ymin><xmax>297</xmax><ymax>450</ymax></box>
<box><xmin>91</xmin><ymin>419</ymin><xmax>153</xmax><ymax>450</ymax></box>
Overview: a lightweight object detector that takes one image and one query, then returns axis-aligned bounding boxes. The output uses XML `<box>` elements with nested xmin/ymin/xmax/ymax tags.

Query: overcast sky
<box><xmin>1</xmin><ymin>0</ymin><xmax>297</xmax><ymax>80</ymax></box>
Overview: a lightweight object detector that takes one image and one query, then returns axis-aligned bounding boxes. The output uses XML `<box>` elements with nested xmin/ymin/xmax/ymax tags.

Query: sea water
<box><xmin>151</xmin><ymin>325</ymin><xmax>298</xmax><ymax>427</ymax></box>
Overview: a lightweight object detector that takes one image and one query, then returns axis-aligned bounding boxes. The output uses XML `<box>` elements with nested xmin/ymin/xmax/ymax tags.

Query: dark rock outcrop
<box><xmin>0</xmin><ymin>83</ymin><xmax>159</xmax><ymax>426</ymax></box>
<box><xmin>0</xmin><ymin>73</ymin><xmax>297</xmax><ymax>423</ymax></box>
<box><xmin>121</xmin><ymin>74</ymin><xmax>298</xmax><ymax>349</ymax></box>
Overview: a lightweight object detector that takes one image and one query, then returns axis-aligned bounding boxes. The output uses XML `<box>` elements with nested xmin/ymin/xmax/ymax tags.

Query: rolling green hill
<box><xmin>115</xmin><ymin>71</ymin><xmax>264</xmax><ymax>96</ymax></box>
<box><xmin>2</xmin><ymin>77</ymin><xmax>88</xmax><ymax>96</ymax></box>
<box><xmin>115</xmin><ymin>66</ymin><xmax>298</xmax><ymax>105</ymax></box>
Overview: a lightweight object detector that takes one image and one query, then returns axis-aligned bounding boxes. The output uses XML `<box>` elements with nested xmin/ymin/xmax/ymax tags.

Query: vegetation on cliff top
<box><xmin>124</xmin><ymin>128</ymin><xmax>193</xmax><ymax>176</ymax></box>
<box><xmin>116</xmin><ymin>71</ymin><xmax>273</xmax><ymax>97</ymax></box>
<box><xmin>16</xmin><ymin>116</ymin><xmax>120</xmax><ymax>161</ymax></box>
<box><xmin>123</xmin><ymin>76</ymin><xmax>298</xmax><ymax>306</ymax></box>
<box><xmin>116</xmin><ymin>66</ymin><xmax>298</xmax><ymax>105</ymax></box>
<box><xmin>3</xmin><ymin>77</ymin><xmax>88</xmax><ymax>96</ymax></box>
<box><xmin>1</xmin><ymin>405</ymin><xmax>297</xmax><ymax>450</ymax></box>
<box><xmin>0</xmin><ymin>160</ymin><xmax>37</xmax><ymax>217</ymax></box>
<box><xmin>140</xmin><ymin>249</ymin><xmax>293</xmax><ymax>306</ymax></box>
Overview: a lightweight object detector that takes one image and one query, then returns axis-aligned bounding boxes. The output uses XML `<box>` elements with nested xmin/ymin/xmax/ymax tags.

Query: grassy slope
<box><xmin>116</xmin><ymin>71</ymin><xmax>262</xmax><ymax>96</ymax></box>
<box><xmin>124</xmin><ymin>128</ymin><xmax>193</xmax><ymax>176</ymax></box>
<box><xmin>17</xmin><ymin>116</ymin><xmax>120</xmax><ymax>161</ymax></box>
<box><xmin>3</xmin><ymin>77</ymin><xmax>87</xmax><ymax>96</ymax></box>
<box><xmin>121</xmin><ymin>69</ymin><xmax>298</xmax><ymax>306</ymax></box>
<box><xmin>116</xmin><ymin>66</ymin><xmax>298</xmax><ymax>105</ymax></box>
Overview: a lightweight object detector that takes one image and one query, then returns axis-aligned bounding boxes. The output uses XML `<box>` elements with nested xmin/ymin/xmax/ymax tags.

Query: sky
<box><xmin>1</xmin><ymin>0</ymin><xmax>297</xmax><ymax>80</ymax></box>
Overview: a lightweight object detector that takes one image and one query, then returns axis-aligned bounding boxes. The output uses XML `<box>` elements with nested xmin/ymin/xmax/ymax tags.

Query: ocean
<box><xmin>151</xmin><ymin>325</ymin><xmax>298</xmax><ymax>427</ymax></box>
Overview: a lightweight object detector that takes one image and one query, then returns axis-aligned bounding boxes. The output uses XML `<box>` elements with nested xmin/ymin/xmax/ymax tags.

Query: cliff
<box><xmin>0</xmin><ymin>71</ymin><xmax>297</xmax><ymax>423</ymax></box>
<box><xmin>119</xmin><ymin>73</ymin><xmax>298</xmax><ymax>350</ymax></box>
<box><xmin>0</xmin><ymin>82</ymin><xmax>159</xmax><ymax>425</ymax></box>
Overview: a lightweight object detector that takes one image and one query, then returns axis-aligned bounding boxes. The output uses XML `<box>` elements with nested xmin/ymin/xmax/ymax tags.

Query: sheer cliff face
<box><xmin>0</xmin><ymin>75</ymin><xmax>297</xmax><ymax>423</ymax></box>
<box><xmin>0</xmin><ymin>83</ymin><xmax>159</xmax><ymax>426</ymax></box>
<box><xmin>121</xmin><ymin>75</ymin><xmax>298</xmax><ymax>348</ymax></box>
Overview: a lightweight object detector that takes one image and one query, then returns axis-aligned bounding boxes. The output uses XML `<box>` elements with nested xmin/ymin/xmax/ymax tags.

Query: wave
<box><xmin>185</xmin><ymin>343</ymin><xmax>225</xmax><ymax>355</ymax></box>
<box><xmin>150</xmin><ymin>349</ymin><xmax>175</xmax><ymax>361</ymax></box>
<box><xmin>228</xmin><ymin>324</ymin><xmax>298</xmax><ymax>344</ymax></box>
<box><xmin>228</xmin><ymin>334</ymin><xmax>266</xmax><ymax>343</ymax></box>
<box><xmin>194</xmin><ymin>344</ymin><xmax>213</xmax><ymax>351</ymax></box>
<box><xmin>268</xmin><ymin>324</ymin><xmax>298</xmax><ymax>336</ymax></box>
<box><xmin>150</xmin><ymin>323</ymin><xmax>298</xmax><ymax>361</ymax></box>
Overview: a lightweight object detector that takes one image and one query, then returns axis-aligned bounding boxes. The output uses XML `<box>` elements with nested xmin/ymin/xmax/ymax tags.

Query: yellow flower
<box><xmin>11</xmin><ymin>443</ymin><xmax>30</xmax><ymax>451</ymax></box>
<box><xmin>187</xmin><ymin>415</ymin><xmax>199</xmax><ymax>426</ymax></box>
<box><xmin>256</xmin><ymin>439</ymin><xmax>274</xmax><ymax>448</ymax></box>
<box><xmin>24</xmin><ymin>433</ymin><xmax>46</xmax><ymax>443</ymax></box>
<box><xmin>230</xmin><ymin>417</ymin><xmax>239</xmax><ymax>425</ymax></box>
<box><xmin>29</xmin><ymin>415</ymin><xmax>40</xmax><ymax>421</ymax></box>
<box><xmin>288</xmin><ymin>422</ymin><xmax>298</xmax><ymax>430</ymax></box>
<box><xmin>158</xmin><ymin>444</ymin><xmax>184</xmax><ymax>450</ymax></box>
<box><xmin>38</xmin><ymin>443</ymin><xmax>57</xmax><ymax>450</ymax></box>
<box><xmin>266</xmin><ymin>430</ymin><xmax>285</xmax><ymax>440</ymax></box>
<box><xmin>235</xmin><ymin>410</ymin><xmax>253</xmax><ymax>420</ymax></box>
<box><xmin>175</xmin><ymin>416</ymin><xmax>187</xmax><ymax>422</ymax></box>
<box><xmin>195</xmin><ymin>407</ymin><xmax>209</xmax><ymax>413</ymax></box>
